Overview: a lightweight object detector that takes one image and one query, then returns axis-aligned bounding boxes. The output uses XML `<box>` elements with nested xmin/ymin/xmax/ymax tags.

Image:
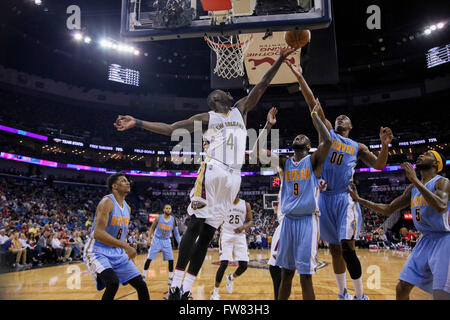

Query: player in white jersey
<box><xmin>210</xmin><ymin>196</ymin><xmax>253</xmax><ymax>300</ymax></box>
<box><xmin>267</xmin><ymin>170</ymin><xmax>285</xmax><ymax>299</ymax></box>
<box><xmin>114</xmin><ymin>47</ymin><xmax>295</xmax><ymax>300</ymax></box>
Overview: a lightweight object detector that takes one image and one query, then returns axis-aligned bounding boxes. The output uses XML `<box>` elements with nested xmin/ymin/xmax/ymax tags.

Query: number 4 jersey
<box><xmin>203</xmin><ymin>107</ymin><xmax>247</xmax><ymax>170</ymax></box>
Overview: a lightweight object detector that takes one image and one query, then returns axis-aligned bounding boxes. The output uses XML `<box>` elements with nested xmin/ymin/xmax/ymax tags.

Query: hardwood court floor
<box><xmin>0</xmin><ymin>249</ymin><xmax>432</xmax><ymax>300</ymax></box>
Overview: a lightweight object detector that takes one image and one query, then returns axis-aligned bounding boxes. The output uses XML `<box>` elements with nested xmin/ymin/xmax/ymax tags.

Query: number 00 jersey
<box><xmin>203</xmin><ymin>108</ymin><xmax>247</xmax><ymax>170</ymax></box>
<box><xmin>321</xmin><ymin>129</ymin><xmax>359</xmax><ymax>193</ymax></box>
<box><xmin>221</xmin><ymin>199</ymin><xmax>247</xmax><ymax>236</ymax></box>
<box><xmin>90</xmin><ymin>194</ymin><xmax>130</xmax><ymax>250</ymax></box>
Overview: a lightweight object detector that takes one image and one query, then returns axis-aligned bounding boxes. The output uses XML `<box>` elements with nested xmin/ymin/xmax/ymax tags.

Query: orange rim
<box><xmin>204</xmin><ymin>34</ymin><xmax>253</xmax><ymax>48</ymax></box>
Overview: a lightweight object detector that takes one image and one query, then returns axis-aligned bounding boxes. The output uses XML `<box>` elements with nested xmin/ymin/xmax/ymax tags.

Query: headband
<box><xmin>429</xmin><ymin>150</ymin><xmax>443</xmax><ymax>172</ymax></box>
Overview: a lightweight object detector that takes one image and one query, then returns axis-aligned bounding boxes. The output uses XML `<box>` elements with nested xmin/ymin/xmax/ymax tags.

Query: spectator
<box><xmin>68</xmin><ymin>231</ymin><xmax>82</xmax><ymax>260</ymax></box>
<box><xmin>0</xmin><ymin>229</ymin><xmax>8</xmax><ymax>245</ymax></box>
<box><xmin>9</xmin><ymin>233</ymin><xmax>30</xmax><ymax>268</ymax></box>
<box><xmin>50</xmin><ymin>233</ymin><xmax>72</xmax><ymax>262</ymax></box>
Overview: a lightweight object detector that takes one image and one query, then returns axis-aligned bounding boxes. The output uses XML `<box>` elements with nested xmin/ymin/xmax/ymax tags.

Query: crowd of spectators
<box><xmin>0</xmin><ymin>169</ymin><xmax>422</xmax><ymax>272</ymax></box>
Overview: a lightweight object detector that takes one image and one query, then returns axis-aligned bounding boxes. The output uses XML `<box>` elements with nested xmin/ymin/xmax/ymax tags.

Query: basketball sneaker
<box><xmin>225</xmin><ymin>274</ymin><xmax>234</xmax><ymax>294</ymax></box>
<box><xmin>181</xmin><ymin>290</ymin><xmax>193</xmax><ymax>300</ymax></box>
<box><xmin>337</xmin><ymin>288</ymin><xmax>353</xmax><ymax>300</ymax></box>
<box><xmin>210</xmin><ymin>291</ymin><xmax>220</xmax><ymax>300</ymax></box>
<box><xmin>168</xmin><ymin>287</ymin><xmax>181</xmax><ymax>300</ymax></box>
<box><xmin>353</xmin><ymin>294</ymin><xmax>370</xmax><ymax>300</ymax></box>
<box><xmin>142</xmin><ymin>273</ymin><xmax>147</xmax><ymax>281</ymax></box>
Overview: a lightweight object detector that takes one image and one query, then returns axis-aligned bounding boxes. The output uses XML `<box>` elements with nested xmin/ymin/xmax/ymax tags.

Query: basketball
<box><xmin>285</xmin><ymin>30</ymin><xmax>311</xmax><ymax>49</ymax></box>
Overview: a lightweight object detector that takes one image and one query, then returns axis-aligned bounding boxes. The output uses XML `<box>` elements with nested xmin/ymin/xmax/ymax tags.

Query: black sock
<box><xmin>269</xmin><ymin>265</ymin><xmax>281</xmax><ymax>300</ymax></box>
<box><xmin>215</xmin><ymin>260</ymin><xmax>229</xmax><ymax>284</ymax></box>
<box><xmin>144</xmin><ymin>259</ymin><xmax>152</xmax><ymax>271</ymax></box>
<box><xmin>128</xmin><ymin>275</ymin><xmax>150</xmax><ymax>300</ymax></box>
<box><xmin>176</xmin><ymin>215</ymin><xmax>205</xmax><ymax>270</ymax></box>
<box><xmin>186</xmin><ymin>223</ymin><xmax>216</xmax><ymax>276</ymax></box>
<box><xmin>97</xmin><ymin>268</ymin><xmax>120</xmax><ymax>300</ymax></box>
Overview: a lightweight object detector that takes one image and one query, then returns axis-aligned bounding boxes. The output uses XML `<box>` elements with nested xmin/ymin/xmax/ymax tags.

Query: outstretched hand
<box><xmin>401</xmin><ymin>162</ymin><xmax>419</xmax><ymax>185</ymax></box>
<box><xmin>379</xmin><ymin>127</ymin><xmax>394</xmax><ymax>147</ymax></box>
<box><xmin>285</xmin><ymin>60</ymin><xmax>303</xmax><ymax>77</ymax></box>
<box><xmin>312</xmin><ymin>98</ymin><xmax>321</xmax><ymax>115</ymax></box>
<box><xmin>267</xmin><ymin>107</ymin><xmax>278</xmax><ymax>126</ymax></box>
<box><xmin>114</xmin><ymin>115</ymin><xmax>136</xmax><ymax>131</ymax></box>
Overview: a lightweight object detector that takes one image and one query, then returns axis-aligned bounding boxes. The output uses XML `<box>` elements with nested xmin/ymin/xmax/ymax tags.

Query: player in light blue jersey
<box><xmin>287</xmin><ymin>62</ymin><xmax>393</xmax><ymax>300</ymax></box>
<box><xmin>348</xmin><ymin>150</ymin><xmax>449</xmax><ymax>300</ymax></box>
<box><xmin>142</xmin><ymin>204</ymin><xmax>181</xmax><ymax>285</ymax></box>
<box><xmin>251</xmin><ymin>104</ymin><xmax>332</xmax><ymax>300</ymax></box>
<box><xmin>83</xmin><ymin>172</ymin><xmax>149</xmax><ymax>300</ymax></box>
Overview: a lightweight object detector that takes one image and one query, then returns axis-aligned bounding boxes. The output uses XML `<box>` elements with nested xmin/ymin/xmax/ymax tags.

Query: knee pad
<box><xmin>341</xmin><ymin>242</ymin><xmax>362</xmax><ymax>279</ymax></box>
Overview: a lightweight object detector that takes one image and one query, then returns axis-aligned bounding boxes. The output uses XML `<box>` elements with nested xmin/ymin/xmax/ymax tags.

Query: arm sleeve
<box><xmin>173</xmin><ymin>226</ymin><xmax>181</xmax><ymax>244</ymax></box>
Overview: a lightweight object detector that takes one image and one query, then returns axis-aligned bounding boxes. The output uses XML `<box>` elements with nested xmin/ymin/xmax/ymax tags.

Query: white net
<box><xmin>205</xmin><ymin>34</ymin><xmax>253</xmax><ymax>79</ymax></box>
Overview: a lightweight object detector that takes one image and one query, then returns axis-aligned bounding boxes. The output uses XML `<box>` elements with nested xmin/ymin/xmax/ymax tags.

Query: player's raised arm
<box><xmin>285</xmin><ymin>61</ymin><xmax>332</xmax><ymax>130</ymax></box>
<box><xmin>234</xmin><ymin>202</ymin><xmax>254</xmax><ymax>234</ymax></box>
<box><xmin>237</xmin><ymin>48</ymin><xmax>296</xmax><ymax>117</ymax></box>
<box><xmin>310</xmin><ymin>100</ymin><xmax>332</xmax><ymax>178</ymax></box>
<box><xmin>147</xmin><ymin>215</ymin><xmax>159</xmax><ymax>246</ymax></box>
<box><xmin>401</xmin><ymin>162</ymin><xmax>450</xmax><ymax>214</ymax></box>
<box><xmin>93</xmin><ymin>197</ymin><xmax>136</xmax><ymax>260</ymax></box>
<box><xmin>249</xmin><ymin>107</ymin><xmax>286</xmax><ymax>170</ymax></box>
<box><xmin>114</xmin><ymin>113</ymin><xmax>210</xmax><ymax>136</ymax></box>
<box><xmin>347</xmin><ymin>183</ymin><xmax>412</xmax><ymax>217</ymax></box>
<box><xmin>357</xmin><ymin>127</ymin><xmax>394</xmax><ymax>170</ymax></box>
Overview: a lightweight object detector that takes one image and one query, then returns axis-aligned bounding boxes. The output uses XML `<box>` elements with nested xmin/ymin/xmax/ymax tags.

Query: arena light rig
<box><xmin>423</xmin><ymin>22</ymin><xmax>446</xmax><ymax>35</ymax></box>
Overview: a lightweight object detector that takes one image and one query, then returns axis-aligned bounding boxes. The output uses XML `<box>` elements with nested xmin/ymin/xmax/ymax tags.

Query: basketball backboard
<box><xmin>121</xmin><ymin>0</ymin><xmax>332</xmax><ymax>42</ymax></box>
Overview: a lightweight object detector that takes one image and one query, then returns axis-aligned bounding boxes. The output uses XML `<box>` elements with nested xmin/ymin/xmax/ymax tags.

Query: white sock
<box><xmin>168</xmin><ymin>272</ymin><xmax>173</xmax><ymax>279</ymax></box>
<box><xmin>213</xmin><ymin>286</ymin><xmax>219</xmax><ymax>293</ymax></box>
<box><xmin>352</xmin><ymin>277</ymin><xmax>364</xmax><ymax>298</ymax></box>
<box><xmin>171</xmin><ymin>269</ymin><xmax>184</xmax><ymax>289</ymax></box>
<box><xmin>228</xmin><ymin>274</ymin><xmax>234</xmax><ymax>281</ymax></box>
<box><xmin>182</xmin><ymin>273</ymin><xmax>196</xmax><ymax>293</ymax></box>
<box><xmin>335</xmin><ymin>273</ymin><xmax>346</xmax><ymax>295</ymax></box>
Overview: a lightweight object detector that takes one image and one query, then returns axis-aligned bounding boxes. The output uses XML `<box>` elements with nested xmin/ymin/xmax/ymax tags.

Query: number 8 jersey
<box><xmin>221</xmin><ymin>199</ymin><xmax>247</xmax><ymax>236</ymax></box>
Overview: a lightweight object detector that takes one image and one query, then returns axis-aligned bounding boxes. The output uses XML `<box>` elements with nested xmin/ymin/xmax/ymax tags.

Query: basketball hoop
<box><xmin>204</xmin><ymin>34</ymin><xmax>253</xmax><ymax>79</ymax></box>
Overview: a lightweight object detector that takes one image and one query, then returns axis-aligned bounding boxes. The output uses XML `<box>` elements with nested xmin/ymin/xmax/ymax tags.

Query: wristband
<box><xmin>311</xmin><ymin>111</ymin><xmax>318</xmax><ymax>118</ymax></box>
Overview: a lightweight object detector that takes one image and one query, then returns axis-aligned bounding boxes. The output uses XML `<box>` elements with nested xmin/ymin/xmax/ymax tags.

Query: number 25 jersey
<box><xmin>221</xmin><ymin>199</ymin><xmax>247</xmax><ymax>236</ymax></box>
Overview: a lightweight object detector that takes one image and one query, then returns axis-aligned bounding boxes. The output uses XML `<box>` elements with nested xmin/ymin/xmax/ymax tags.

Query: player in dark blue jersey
<box><xmin>287</xmin><ymin>62</ymin><xmax>393</xmax><ymax>300</ymax></box>
<box><xmin>347</xmin><ymin>151</ymin><xmax>449</xmax><ymax>300</ymax></box>
<box><xmin>83</xmin><ymin>172</ymin><xmax>149</xmax><ymax>300</ymax></box>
